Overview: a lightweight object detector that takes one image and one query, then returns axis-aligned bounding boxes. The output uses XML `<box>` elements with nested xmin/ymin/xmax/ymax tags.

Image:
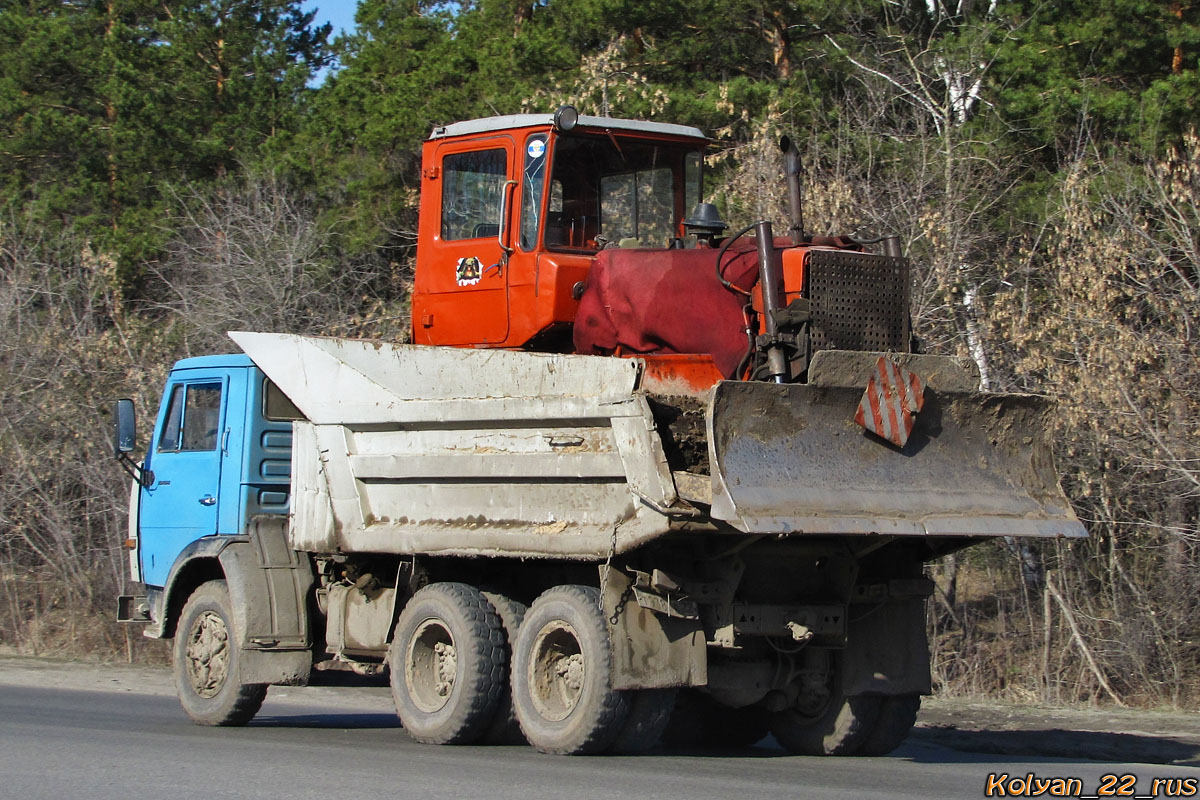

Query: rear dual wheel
<box><xmin>510</xmin><ymin>585</ymin><xmax>676</xmax><ymax>755</ymax></box>
<box><xmin>479</xmin><ymin>590</ymin><xmax>529</xmax><ymax>745</ymax></box>
<box><xmin>610</xmin><ymin>688</ymin><xmax>677</xmax><ymax>754</ymax></box>
<box><xmin>771</xmin><ymin>688</ymin><xmax>881</xmax><ymax>756</ymax></box>
<box><xmin>663</xmin><ymin>690</ymin><xmax>770</xmax><ymax>749</ymax></box>
<box><xmin>389</xmin><ymin>582</ymin><xmax>507</xmax><ymax>744</ymax></box>
<box><xmin>511</xmin><ymin>585</ymin><xmax>631</xmax><ymax>754</ymax></box>
<box><xmin>392</xmin><ymin>582</ymin><xmax>675</xmax><ymax>754</ymax></box>
<box><xmin>858</xmin><ymin>694</ymin><xmax>921</xmax><ymax>756</ymax></box>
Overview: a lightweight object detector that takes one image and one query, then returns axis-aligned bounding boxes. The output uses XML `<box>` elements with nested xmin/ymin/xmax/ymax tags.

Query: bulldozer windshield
<box><xmin>543</xmin><ymin>133</ymin><xmax>702</xmax><ymax>252</ymax></box>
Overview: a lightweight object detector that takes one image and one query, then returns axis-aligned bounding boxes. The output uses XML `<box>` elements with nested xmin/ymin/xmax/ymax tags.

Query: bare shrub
<box><xmin>979</xmin><ymin>135</ymin><xmax>1200</xmax><ymax>708</ymax></box>
<box><xmin>0</xmin><ymin>211</ymin><xmax>165</xmax><ymax>659</ymax></box>
<box><xmin>0</xmin><ymin>173</ymin><xmax>407</xmax><ymax>661</ymax></box>
<box><xmin>147</xmin><ymin>171</ymin><xmax>403</xmax><ymax>354</ymax></box>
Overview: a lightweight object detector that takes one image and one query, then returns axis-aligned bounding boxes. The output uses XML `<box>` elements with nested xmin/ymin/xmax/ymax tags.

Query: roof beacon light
<box><xmin>553</xmin><ymin>105</ymin><xmax>579</xmax><ymax>132</ymax></box>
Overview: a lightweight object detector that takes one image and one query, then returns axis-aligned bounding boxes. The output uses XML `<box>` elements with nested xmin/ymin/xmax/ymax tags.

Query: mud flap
<box><xmin>240</xmin><ymin>649</ymin><xmax>312</xmax><ymax>686</ymax></box>
<box><xmin>601</xmin><ymin>568</ymin><xmax>707</xmax><ymax>690</ymax></box>
<box><xmin>218</xmin><ymin>518</ymin><xmax>315</xmax><ymax>686</ymax></box>
<box><xmin>708</xmin><ymin>380</ymin><xmax>1087</xmax><ymax>538</ymax></box>
<box><xmin>842</xmin><ymin>598</ymin><xmax>931</xmax><ymax>696</ymax></box>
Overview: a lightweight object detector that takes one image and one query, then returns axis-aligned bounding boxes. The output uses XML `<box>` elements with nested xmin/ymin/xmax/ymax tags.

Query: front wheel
<box><xmin>511</xmin><ymin>585</ymin><xmax>630</xmax><ymax>754</ymax></box>
<box><xmin>173</xmin><ymin>580</ymin><xmax>267</xmax><ymax>726</ymax></box>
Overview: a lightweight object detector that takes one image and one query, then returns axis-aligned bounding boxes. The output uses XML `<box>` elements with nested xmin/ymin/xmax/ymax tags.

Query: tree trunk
<box><xmin>513</xmin><ymin>0</ymin><xmax>533</xmax><ymax>36</ymax></box>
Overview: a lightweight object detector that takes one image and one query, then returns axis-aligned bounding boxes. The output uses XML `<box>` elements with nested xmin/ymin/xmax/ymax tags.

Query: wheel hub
<box><xmin>406</xmin><ymin>619</ymin><xmax>458</xmax><ymax>713</ymax></box>
<box><xmin>184</xmin><ymin>609</ymin><xmax>230</xmax><ymax>698</ymax></box>
<box><xmin>790</xmin><ymin>666</ymin><xmax>832</xmax><ymax>719</ymax></box>
<box><xmin>555</xmin><ymin>653</ymin><xmax>584</xmax><ymax>692</ymax></box>
<box><xmin>529</xmin><ymin>621</ymin><xmax>584</xmax><ymax>722</ymax></box>
<box><xmin>433</xmin><ymin>641</ymin><xmax>457</xmax><ymax>697</ymax></box>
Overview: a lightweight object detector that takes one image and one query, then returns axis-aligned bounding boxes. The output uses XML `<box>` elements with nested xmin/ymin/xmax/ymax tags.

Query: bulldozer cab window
<box><xmin>157</xmin><ymin>382</ymin><xmax>222</xmax><ymax>453</ymax></box>
<box><xmin>520</xmin><ymin>134</ymin><xmax>548</xmax><ymax>250</ymax></box>
<box><xmin>545</xmin><ymin>134</ymin><xmax>701</xmax><ymax>251</ymax></box>
<box><xmin>441</xmin><ymin>149</ymin><xmax>508</xmax><ymax>241</ymax></box>
<box><xmin>600</xmin><ymin>168</ymin><xmax>673</xmax><ymax>246</ymax></box>
<box><xmin>685</xmin><ymin>152</ymin><xmax>702</xmax><ymax>218</ymax></box>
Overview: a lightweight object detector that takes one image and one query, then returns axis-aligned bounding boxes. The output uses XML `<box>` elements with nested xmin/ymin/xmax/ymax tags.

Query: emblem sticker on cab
<box><xmin>456</xmin><ymin>256</ymin><xmax>483</xmax><ymax>286</ymax></box>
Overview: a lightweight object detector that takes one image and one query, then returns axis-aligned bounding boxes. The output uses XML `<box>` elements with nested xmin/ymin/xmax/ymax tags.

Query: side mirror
<box><xmin>112</xmin><ymin>399</ymin><xmax>153</xmax><ymax>487</ymax></box>
<box><xmin>114</xmin><ymin>398</ymin><xmax>136</xmax><ymax>456</ymax></box>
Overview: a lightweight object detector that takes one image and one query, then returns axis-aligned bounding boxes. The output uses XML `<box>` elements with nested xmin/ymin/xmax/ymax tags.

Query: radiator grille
<box><xmin>807</xmin><ymin>250</ymin><xmax>910</xmax><ymax>353</ymax></box>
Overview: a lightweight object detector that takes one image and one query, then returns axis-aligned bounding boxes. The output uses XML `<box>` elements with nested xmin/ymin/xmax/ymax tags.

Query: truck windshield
<box><xmin>544</xmin><ymin>134</ymin><xmax>702</xmax><ymax>252</ymax></box>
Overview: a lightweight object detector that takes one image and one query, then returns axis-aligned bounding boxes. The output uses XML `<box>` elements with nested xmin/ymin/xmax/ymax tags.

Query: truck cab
<box><xmin>123</xmin><ymin>355</ymin><xmax>297</xmax><ymax>607</ymax></box>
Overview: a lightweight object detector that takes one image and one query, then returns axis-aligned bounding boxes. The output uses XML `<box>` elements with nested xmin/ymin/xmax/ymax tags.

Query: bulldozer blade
<box><xmin>708</xmin><ymin>381</ymin><xmax>1087</xmax><ymax>539</ymax></box>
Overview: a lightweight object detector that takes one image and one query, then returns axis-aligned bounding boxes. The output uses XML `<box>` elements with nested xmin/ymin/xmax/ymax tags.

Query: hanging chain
<box><xmin>599</xmin><ymin>523</ymin><xmax>633</xmax><ymax>624</ymax></box>
<box><xmin>609</xmin><ymin>584</ymin><xmax>634</xmax><ymax>626</ymax></box>
<box><xmin>598</xmin><ymin>524</ymin><xmax>618</xmax><ymax>615</ymax></box>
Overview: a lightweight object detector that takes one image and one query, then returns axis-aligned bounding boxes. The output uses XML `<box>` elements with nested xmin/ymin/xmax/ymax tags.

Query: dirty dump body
<box><xmin>116</xmin><ymin>110</ymin><xmax>1085</xmax><ymax>758</ymax></box>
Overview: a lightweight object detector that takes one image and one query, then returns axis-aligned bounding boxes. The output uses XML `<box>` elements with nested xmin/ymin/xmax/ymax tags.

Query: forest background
<box><xmin>1</xmin><ymin>0</ymin><xmax>1197</xmax><ymax>708</ymax></box>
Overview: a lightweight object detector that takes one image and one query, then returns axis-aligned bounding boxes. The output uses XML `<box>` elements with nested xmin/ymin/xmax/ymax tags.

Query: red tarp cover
<box><xmin>572</xmin><ymin>244</ymin><xmax>761</xmax><ymax>378</ymax></box>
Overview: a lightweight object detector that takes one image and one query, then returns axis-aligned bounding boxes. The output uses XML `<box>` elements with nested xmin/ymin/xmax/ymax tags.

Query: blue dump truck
<box><xmin>115</xmin><ymin>331</ymin><xmax>1084</xmax><ymax>756</ymax></box>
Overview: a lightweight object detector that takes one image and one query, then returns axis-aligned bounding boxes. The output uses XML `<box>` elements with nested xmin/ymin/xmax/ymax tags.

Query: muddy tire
<box><xmin>479</xmin><ymin>590</ymin><xmax>528</xmax><ymax>745</ymax></box>
<box><xmin>511</xmin><ymin>585</ymin><xmax>630</xmax><ymax>754</ymax></box>
<box><xmin>389</xmin><ymin>582</ymin><xmax>507</xmax><ymax>744</ymax></box>
<box><xmin>173</xmin><ymin>580</ymin><xmax>267</xmax><ymax>726</ymax></box>
<box><xmin>609</xmin><ymin>689</ymin><xmax>677</xmax><ymax>754</ymax></box>
<box><xmin>858</xmin><ymin>694</ymin><xmax>921</xmax><ymax>756</ymax></box>
<box><xmin>770</xmin><ymin>679</ymin><xmax>881</xmax><ymax>756</ymax></box>
<box><xmin>663</xmin><ymin>689</ymin><xmax>769</xmax><ymax>749</ymax></box>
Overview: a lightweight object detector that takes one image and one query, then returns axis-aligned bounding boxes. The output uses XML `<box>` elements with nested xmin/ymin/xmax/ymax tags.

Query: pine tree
<box><xmin>0</xmin><ymin>0</ymin><xmax>329</xmax><ymax>288</ymax></box>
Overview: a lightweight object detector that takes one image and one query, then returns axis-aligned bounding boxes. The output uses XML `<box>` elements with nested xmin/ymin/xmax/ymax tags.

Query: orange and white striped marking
<box><xmin>854</xmin><ymin>356</ymin><xmax>926</xmax><ymax>447</ymax></box>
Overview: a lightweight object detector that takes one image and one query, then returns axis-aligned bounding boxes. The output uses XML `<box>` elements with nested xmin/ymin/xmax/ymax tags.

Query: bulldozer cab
<box><xmin>412</xmin><ymin>112</ymin><xmax>708</xmax><ymax>349</ymax></box>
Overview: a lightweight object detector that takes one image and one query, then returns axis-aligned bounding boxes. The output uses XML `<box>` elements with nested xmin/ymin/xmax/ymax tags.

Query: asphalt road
<box><xmin>2</xmin><ymin>682</ymin><xmax>1198</xmax><ymax>800</ymax></box>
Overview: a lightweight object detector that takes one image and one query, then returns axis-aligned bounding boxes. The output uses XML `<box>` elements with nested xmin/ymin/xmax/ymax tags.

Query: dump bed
<box><xmin>232</xmin><ymin>332</ymin><xmax>680</xmax><ymax>559</ymax></box>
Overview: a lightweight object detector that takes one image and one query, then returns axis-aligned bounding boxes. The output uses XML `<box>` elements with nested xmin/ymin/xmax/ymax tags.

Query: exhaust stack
<box><xmin>780</xmin><ymin>136</ymin><xmax>804</xmax><ymax>245</ymax></box>
<box><xmin>754</xmin><ymin>220</ymin><xmax>789</xmax><ymax>383</ymax></box>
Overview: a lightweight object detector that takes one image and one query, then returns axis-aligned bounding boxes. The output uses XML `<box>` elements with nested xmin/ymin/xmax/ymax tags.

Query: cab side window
<box><xmin>158</xmin><ymin>382</ymin><xmax>222</xmax><ymax>452</ymax></box>
<box><xmin>442</xmin><ymin>149</ymin><xmax>508</xmax><ymax>241</ymax></box>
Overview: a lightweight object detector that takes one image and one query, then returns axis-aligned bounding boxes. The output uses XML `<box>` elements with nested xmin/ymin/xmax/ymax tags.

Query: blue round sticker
<box><xmin>527</xmin><ymin>139</ymin><xmax>546</xmax><ymax>159</ymax></box>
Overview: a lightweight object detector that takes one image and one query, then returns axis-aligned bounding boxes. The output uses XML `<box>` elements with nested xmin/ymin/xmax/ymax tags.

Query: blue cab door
<box><xmin>139</xmin><ymin>369</ymin><xmax>230</xmax><ymax>587</ymax></box>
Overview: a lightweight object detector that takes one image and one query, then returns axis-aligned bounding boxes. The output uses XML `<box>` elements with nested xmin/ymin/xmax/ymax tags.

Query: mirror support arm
<box><xmin>117</xmin><ymin>453</ymin><xmax>154</xmax><ymax>488</ymax></box>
